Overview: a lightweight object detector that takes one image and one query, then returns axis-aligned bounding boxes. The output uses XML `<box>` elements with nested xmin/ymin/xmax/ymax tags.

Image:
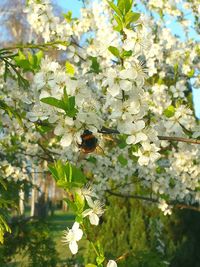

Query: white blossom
<box><xmin>82</xmin><ymin>199</ymin><xmax>104</xmax><ymax>225</ymax></box>
<box><xmin>62</xmin><ymin>222</ymin><xmax>83</xmax><ymax>254</ymax></box>
<box><xmin>107</xmin><ymin>260</ymin><xmax>118</xmax><ymax>267</ymax></box>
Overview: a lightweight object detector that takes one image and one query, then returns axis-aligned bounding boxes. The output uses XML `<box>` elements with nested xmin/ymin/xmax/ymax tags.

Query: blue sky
<box><xmin>57</xmin><ymin>0</ymin><xmax>83</xmax><ymax>17</ymax></box>
<box><xmin>57</xmin><ymin>0</ymin><xmax>200</xmax><ymax>118</ymax></box>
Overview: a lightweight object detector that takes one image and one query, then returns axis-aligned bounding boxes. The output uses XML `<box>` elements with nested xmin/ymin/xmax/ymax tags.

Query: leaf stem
<box><xmin>90</xmin><ymin>241</ymin><xmax>99</xmax><ymax>257</ymax></box>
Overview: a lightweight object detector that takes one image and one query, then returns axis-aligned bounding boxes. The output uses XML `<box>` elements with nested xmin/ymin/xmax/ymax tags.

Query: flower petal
<box><xmin>74</xmin><ymin>228</ymin><xmax>83</xmax><ymax>241</ymax></box>
<box><xmin>119</xmin><ymin>80</ymin><xmax>132</xmax><ymax>91</ymax></box>
<box><xmin>69</xmin><ymin>241</ymin><xmax>78</xmax><ymax>254</ymax></box>
<box><xmin>85</xmin><ymin>195</ymin><xmax>93</xmax><ymax>205</ymax></box>
<box><xmin>135</xmin><ymin>132</ymin><xmax>147</xmax><ymax>143</ymax></box>
<box><xmin>107</xmin><ymin>84</ymin><xmax>120</xmax><ymax>97</ymax></box>
<box><xmin>82</xmin><ymin>208</ymin><xmax>93</xmax><ymax>217</ymax></box>
<box><xmin>126</xmin><ymin>135</ymin><xmax>136</xmax><ymax>144</ymax></box>
<box><xmin>54</xmin><ymin>124</ymin><xmax>64</xmax><ymax>135</ymax></box>
<box><xmin>86</xmin><ymin>197</ymin><xmax>95</xmax><ymax>208</ymax></box>
<box><xmin>134</xmin><ymin>120</ymin><xmax>145</xmax><ymax>131</ymax></box>
<box><xmin>89</xmin><ymin>213</ymin><xmax>99</xmax><ymax>225</ymax></box>
<box><xmin>72</xmin><ymin>222</ymin><xmax>80</xmax><ymax>231</ymax></box>
<box><xmin>65</xmin><ymin>117</ymin><xmax>74</xmax><ymax>126</ymax></box>
<box><xmin>60</xmin><ymin>133</ymin><xmax>72</xmax><ymax>147</ymax></box>
<box><xmin>107</xmin><ymin>260</ymin><xmax>118</xmax><ymax>267</ymax></box>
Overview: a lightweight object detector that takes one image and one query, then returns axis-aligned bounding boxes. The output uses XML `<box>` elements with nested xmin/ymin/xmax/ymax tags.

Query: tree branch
<box><xmin>106</xmin><ymin>189</ymin><xmax>159</xmax><ymax>203</ymax></box>
<box><xmin>157</xmin><ymin>135</ymin><xmax>200</xmax><ymax>145</ymax></box>
<box><xmin>99</xmin><ymin>127</ymin><xmax>200</xmax><ymax>145</ymax></box>
<box><xmin>106</xmin><ymin>189</ymin><xmax>200</xmax><ymax>212</ymax></box>
<box><xmin>173</xmin><ymin>204</ymin><xmax>200</xmax><ymax>212</ymax></box>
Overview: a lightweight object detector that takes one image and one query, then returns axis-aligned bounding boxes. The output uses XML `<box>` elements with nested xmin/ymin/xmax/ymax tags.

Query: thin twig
<box><xmin>116</xmin><ymin>252</ymin><xmax>130</xmax><ymax>262</ymax></box>
<box><xmin>37</xmin><ymin>142</ymin><xmax>55</xmax><ymax>162</ymax></box>
<box><xmin>106</xmin><ymin>189</ymin><xmax>159</xmax><ymax>203</ymax></box>
<box><xmin>1</xmin><ymin>41</ymin><xmax>68</xmax><ymax>51</ymax></box>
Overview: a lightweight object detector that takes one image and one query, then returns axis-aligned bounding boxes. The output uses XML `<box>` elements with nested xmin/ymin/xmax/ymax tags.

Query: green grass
<box><xmin>5</xmin><ymin>209</ymin><xmax>80</xmax><ymax>267</ymax></box>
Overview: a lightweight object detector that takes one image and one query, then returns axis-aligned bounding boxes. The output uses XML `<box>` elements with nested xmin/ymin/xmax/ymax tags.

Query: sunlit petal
<box><xmin>69</xmin><ymin>241</ymin><xmax>78</xmax><ymax>254</ymax></box>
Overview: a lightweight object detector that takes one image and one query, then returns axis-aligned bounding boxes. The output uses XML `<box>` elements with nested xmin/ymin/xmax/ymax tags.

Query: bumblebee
<box><xmin>79</xmin><ymin>130</ymin><xmax>98</xmax><ymax>154</ymax></box>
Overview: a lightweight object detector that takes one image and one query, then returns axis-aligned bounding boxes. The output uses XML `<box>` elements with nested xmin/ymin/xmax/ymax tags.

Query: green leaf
<box><xmin>96</xmin><ymin>255</ymin><xmax>105</xmax><ymax>265</ymax></box>
<box><xmin>174</xmin><ymin>63</ymin><xmax>179</xmax><ymax>75</ymax></box>
<box><xmin>14</xmin><ymin>50</ymin><xmax>31</xmax><ymax>71</ymax></box>
<box><xmin>108</xmin><ymin>46</ymin><xmax>120</xmax><ymax>57</ymax></box>
<box><xmin>15</xmin><ymin>59</ymin><xmax>31</xmax><ymax>70</ymax></box>
<box><xmin>89</xmin><ymin>56</ymin><xmax>101</xmax><ymax>74</ymax></box>
<box><xmin>63</xmin><ymin>87</ymin><xmax>68</xmax><ymax>103</ymax></box>
<box><xmin>107</xmin><ymin>0</ymin><xmax>123</xmax><ymax>18</ymax></box>
<box><xmin>187</xmin><ymin>69</ymin><xmax>195</xmax><ymax>78</ymax></box>
<box><xmin>27</xmin><ymin>51</ymin><xmax>34</xmax><ymax>65</ymax></box>
<box><xmin>118</xmin><ymin>154</ymin><xmax>128</xmax><ymax>166</ymax></box>
<box><xmin>117</xmin><ymin>0</ymin><xmax>133</xmax><ymax>15</ymax></box>
<box><xmin>65</xmin><ymin>96</ymin><xmax>78</xmax><ymax>118</ymax></box>
<box><xmin>36</xmin><ymin>50</ymin><xmax>43</xmax><ymax>63</ymax></box>
<box><xmin>96</xmin><ymin>242</ymin><xmax>104</xmax><ymax>257</ymax></box>
<box><xmin>0</xmin><ymin>99</ymin><xmax>12</xmax><ymax>117</ymax></box>
<box><xmin>41</xmin><ymin>91</ymin><xmax>78</xmax><ymax>118</ymax></box>
<box><xmin>113</xmin><ymin>14</ymin><xmax>123</xmax><ymax>32</ymax></box>
<box><xmin>117</xmin><ymin>135</ymin><xmax>127</xmax><ymax>149</ymax></box>
<box><xmin>49</xmin><ymin>160</ymin><xmax>66</xmax><ymax>182</ymax></box>
<box><xmin>48</xmin><ymin>165</ymin><xmax>59</xmax><ymax>181</ymax></box>
<box><xmin>124</xmin><ymin>0</ymin><xmax>133</xmax><ymax>13</ymax></box>
<box><xmin>158</xmin><ymin>9</ymin><xmax>164</xmax><ymax>19</ymax></box>
<box><xmin>17</xmin><ymin>74</ymin><xmax>29</xmax><ymax>89</ymax></box>
<box><xmin>14</xmin><ymin>50</ymin><xmax>43</xmax><ymax>72</ymax></box>
<box><xmin>32</xmin><ymin>50</ymin><xmax>43</xmax><ymax>70</ymax></box>
<box><xmin>65</xmin><ymin>198</ymin><xmax>77</xmax><ymax>212</ymax></box>
<box><xmin>40</xmin><ymin>97</ymin><xmax>65</xmax><ymax>110</ymax></box>
<box><xmin>117</xmin><ymin>0</ymin><xmax>126</xmax><ymax>14</ymax></box>
<box><xmin>70</xmin><ymin>164</ymin><xmax>87</xmax><ymax>184</ymax></box>
<box><xmin>125</xmin><ymin>11</ymin><xmax>140</xmax><ymax>27</ymax></box>
<box><xmin>0</xmin><ymin>214</ymin><xmax>11</xmax><ymax>244</ymax></box>
<box><xmin>85</xmin><ymin>264</ymin><xmax>97</xmax><ymax>267</ymax></box>
<box><xmin>63</xmin><ymin>11</ymin><xmax>72</xmax><ymax>22</ymax></box>
<box><xmin>68</xmin><ymin>96</ymin><xmax>76</xmax><ymax>110</ymax></box>
<box><xmin>0</xmin><ymin>178</ymin><xmax>7</xmax><ymax>190</ymax></box>
<box><xmin>18</xmin><ymin>50</ymin><xmax>26</xmax><ymax>60</ymax></box>
<box><xmin>75</xmin><ymin>215</ymin><xmax>83</xmax><ymax>223</ymax></box>
<box><xmin>163</xmin><ymin>105</ymin><xmax>175</xmax><ymax>118</ymax></box>
<box><xmin>156</xmin><ymin>166</ymin><xmax>166</xmax><ymax>174</ymax></box>
<box><xmin>49</xmin><ymin>161</ymin><xmax>87</xmax><ymax>190</ymax></box>
<box><xmin>87</xmin><ymin>156</ymin><xmax>97</xmax><ymax>164</ymax></box>
<box><xmin>62</xmin><ymin>88</ymin><xmax>77</xmax><ymax>117</ymax></box>
<box><xmin>66</xmin><ymin>61</ymin><xmax>75</xmax><ymax>76</ymax></box>
<box><xmin>0</xmin><ymin>99</ymin><xmax>23</xmax><ymax>126</ymax></box>
<box><xmin>131</xmin><ymin>143</ymin><xmax>139</xmax><ymax>153</ymax></box>
<box><xmin>3</xmin><ymin>62</ymin><xmax>9</xmax><ymax>82</ymax></box>
<box><xmin>121</xmin><ymin>49</ymin><xmax>132</xmax><ymax>58</ymax></box>
<box><xmin>36</xmin><ymin>123</ymin><xmax>53</xmax><ymax>134</ymax></box>
<box><xmin>74</xmin><ymin>192</ymin><xmax>85</xmax><ymax>213</ymax></box>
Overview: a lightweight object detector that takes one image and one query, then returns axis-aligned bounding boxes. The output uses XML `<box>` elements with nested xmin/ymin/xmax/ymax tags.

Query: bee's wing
<box><xmin>95</xmin><ymin>145</ymin><xmax>105</xmax><ymax>155</ymax></box>
<box><xmin>77</xmin><ymin>151</ymin><xmax>87</xmax><ymax>161</ymax></box>
<box><xmin>103</xmin><ymin>135</ymin><xmax>117</xmax><ymax>143</ymax></box>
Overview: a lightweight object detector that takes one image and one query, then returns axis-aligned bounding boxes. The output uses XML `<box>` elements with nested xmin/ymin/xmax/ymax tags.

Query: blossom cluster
<box><xmin>0</xmin><ymin>0</ymin><xmax>200</xmax><ymax>212</ymax></box>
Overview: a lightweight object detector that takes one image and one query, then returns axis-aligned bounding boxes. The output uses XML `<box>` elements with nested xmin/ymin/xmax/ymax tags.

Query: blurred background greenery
<box><xmin>1</xmin><ymin>195</ymin><xmax>200</xmax><ymax>267</ymax></box>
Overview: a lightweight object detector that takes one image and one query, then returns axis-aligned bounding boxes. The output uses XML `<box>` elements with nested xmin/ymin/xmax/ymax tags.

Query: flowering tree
<box><xmin>0</xmin><ymin>0</ymin><xmax>200</xmax><ymax>266</ymax></box>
